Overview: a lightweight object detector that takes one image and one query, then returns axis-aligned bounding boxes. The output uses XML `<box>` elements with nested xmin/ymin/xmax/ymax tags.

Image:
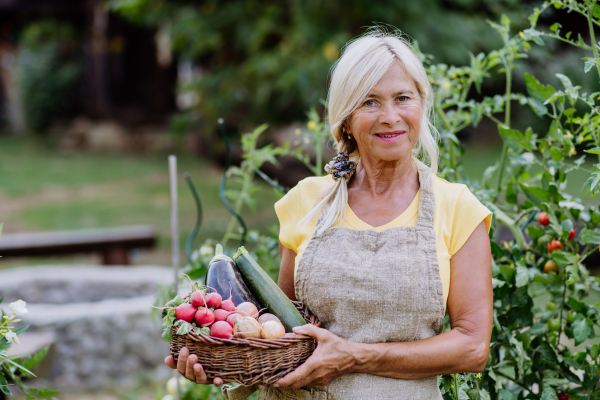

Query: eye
<box><xmin>397</xmin><ymin>96</ymin><xmax>408</xmax><ymax>102</ymax></box>
<box><xmin>364</xmin><ymin>99</ymin><xmax>376</xmax><ymax>106</ymax></box>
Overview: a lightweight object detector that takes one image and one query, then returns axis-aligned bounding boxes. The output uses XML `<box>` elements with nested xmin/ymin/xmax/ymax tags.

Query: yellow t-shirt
<box><xmin>274</xmin><ymin>174</ymin><xmax>492</xmax><ymax>306</ymax></box>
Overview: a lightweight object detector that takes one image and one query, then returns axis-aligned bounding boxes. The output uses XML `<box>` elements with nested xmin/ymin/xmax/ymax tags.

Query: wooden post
<box><xmin>168</xmin><ymin>155</ymin><xmax>181</xmax><ymax>400</ymax></box>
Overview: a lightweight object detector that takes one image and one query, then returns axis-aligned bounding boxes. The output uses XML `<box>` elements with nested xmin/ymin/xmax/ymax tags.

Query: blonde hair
<box><xmin>301</xmin><ymin>27</ymin><xmax>439</xmax><ymax>236</ymax></box>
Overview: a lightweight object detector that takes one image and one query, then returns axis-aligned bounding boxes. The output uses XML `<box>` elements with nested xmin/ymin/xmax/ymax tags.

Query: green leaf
<box><xmin>549</xmin><ymin>23</ymin><xmax>561</xmax><ymax>32</ymax></box>
<box><xmin>165</xmin><ymin>295</ymin><xmax>183</xmax><ymax>308</ymax></box>
<box><xmin>568</xmin><ymin>297</ymin><xmax>586</xmax><ymax>312</ymax></box>
<box><xmin>540</xmin><ymin>388</ymin><xmax>559</xmax><ymax>400</ymax></box>
<box><xmin>572</xmin><ymin>317</ymin><xmax>592</xmax><ymax>345</ymax></box>
<box><xmin>516</xmin><ymin>266</ymin><xmax>529</xmax><ymax>287</ymax></box>
<box><xmin>519</xmin><ymin>183</ymin><xmax>550</xmax><ymax>205</ymax></box>
<box><xmin>0</xmin><ymin>371</ymin><xmax>11</xmax><ymax>395</ymax></box>
<box><xmin>468</xmin><ymin>389</ymin><xmax>490</xmax><ymax>400</ymax></box>
<box><xmin>560</xmin><ymin>219</ymin><xmax>573</xmax><ymax>234</ymax></box>
<box><xmin>499</xmin><ymin>389</ymin><xmax>516</xmax><ymax>400</ymax></box>
<box><xmin>498</xmin><ymin>125</ymin><xmax>530</xmax><ymax>151</ymax></box>
<box><xmin>19</xmin><ymin>345</ymin><xmax>50</xmax><ymax>375</ymax></box>
<box><xmin>176</xmin><ymin>321</ymin><xmax>193</xmax><ymax>336</ymax></box>
<box><xmin>550</xmin><ymin>147</ymin><xmax>563</xmax><ymax>162</ymax></box>
<box><xmin>585</xmin><ymin>147</ymin><xmax>600</xmax><ymax>155</ymax></box>
<box><xmin>535</xmin><ymin>342</ymin><xmax>558</xmax><ymax>362</ymax></box>
<box><xmin>591</xmin><ymin>344</ymin><xmax>600</xmax><ymax>360</ymax></box>
<box><xmin>530</xmin><ymin>323</ymin><xmax>548</xmax><ymax>336</ymax></box>
<box><xmin>524</xmin><ymin>73</ymin><xmax>555</xmax><ymax>102</ymax></box>
<box><xmin>581</xmin><ymin>230</ymin><xmax>600</xmax><ymax>244</ymax></box>
<box><xmin>565</xmin><ymin>263</ymin><xmax>578</xmax><ymax>285</ymax></box>
<box><xmin>162</xmin><ymin>328</ymin><xmax>173</xmax><ymax>342</ymax></box>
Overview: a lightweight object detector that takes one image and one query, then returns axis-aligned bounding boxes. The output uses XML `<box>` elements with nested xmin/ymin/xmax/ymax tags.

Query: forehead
<box><xmin>369</xmin><ymin>62</ymin><xmax>417</xmax><ymax>94</ymax></box>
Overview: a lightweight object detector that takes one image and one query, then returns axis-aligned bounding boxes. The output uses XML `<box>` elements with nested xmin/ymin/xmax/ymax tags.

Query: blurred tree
<box><xmin>18</xmin><ymin>19</ymin><xmax>82</xmax><ymax>134</ymax></box>
<box><xmin>109</xmin><ymin>0</ymin><xmax>539</xmax><ymax>131</ymax></box>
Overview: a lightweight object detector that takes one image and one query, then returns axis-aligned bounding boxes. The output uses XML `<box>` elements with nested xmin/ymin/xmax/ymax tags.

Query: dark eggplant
<box><xmin>205</xmin><ymin>244</ymin><xmax>259</xmax><ymax>307</ymax></box>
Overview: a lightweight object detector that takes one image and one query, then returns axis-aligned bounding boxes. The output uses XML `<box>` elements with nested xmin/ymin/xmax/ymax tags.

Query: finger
<box><xmin>213</xmin><ymin>377</ymin><xmax>224</xmax><ymax>387</ymax></box>
<box><xmin>192</xmin><ymin>362</ymin><xmax>208</xmax><ymax>384</ymax></box>
<box><xmin>176</xmin><ymin>347</ymin><xmax>189</xmax><ymax>375</ymax></box>
<box><xmin>293</xmin><ymin>325</ymin><xmax>327</xmax><ymax>341</ymax></box>
<box><xmin>274</xmin><ymin>356</ymin><xmax>318</xmax><ymax>388</ymax></box>
<box><xmin>165</xmin><ymin>355</ymin><xmax>176</xmax><ymax>369</ymax></box>
<box><xmin>185</xmin><ymin>353</ymin><xmax>199</xmax><ymax>382</ymax></box>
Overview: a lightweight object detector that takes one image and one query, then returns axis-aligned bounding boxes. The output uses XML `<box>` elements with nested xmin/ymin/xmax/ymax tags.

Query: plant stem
<box><xmin>495</xmin><ymin>56</ymin><xmax>513</xmax><ymax>196</ymax></box>
<box><xmin>557</xmin><ymin>275</ymin><xmax>567</xmax><ymax>347</ymax></box>
<box><xmin>587</xmin><ymin>0</ymin><xmax>600</xmax><ymax>78</ymax></box>
<box><xmin>221</xmin><ymin>169</ymin><xmax>253</xmax><ymax>245</ymax></box>
<box><xmin>454</xmin><ymin>374</ymin><xmax>459</xmax><ymax>400</ymax></box>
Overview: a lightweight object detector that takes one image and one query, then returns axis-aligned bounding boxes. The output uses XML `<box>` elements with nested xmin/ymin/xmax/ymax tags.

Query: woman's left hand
<box><xmin>274</xmin><ymin>325</ymin><xmax>356</xmax><ymax>389</ymax></box>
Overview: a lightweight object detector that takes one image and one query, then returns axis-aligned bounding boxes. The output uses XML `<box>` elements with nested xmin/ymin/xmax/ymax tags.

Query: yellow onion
<box><xmin>260</xmin><ymin>320</ymin><xmax>286</xmax><ymax>339</ymax></box>
<box><xmin>233</xmin><ymin>316</ymin><xmax>261</xmax><ymax>338</ymax></box>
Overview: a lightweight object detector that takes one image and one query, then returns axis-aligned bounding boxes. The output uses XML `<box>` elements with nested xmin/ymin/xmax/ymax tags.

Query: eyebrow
<box><xmin>366</xmin><ymin>90</ymin><xmax>416</xmax><ymax>98</ymax></box>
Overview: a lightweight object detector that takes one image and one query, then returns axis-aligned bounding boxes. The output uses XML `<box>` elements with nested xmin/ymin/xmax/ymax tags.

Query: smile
<box><xmin>374</xmin><ymin>131</ymin><xmax>405</xmax><ymax>141</ymax></box>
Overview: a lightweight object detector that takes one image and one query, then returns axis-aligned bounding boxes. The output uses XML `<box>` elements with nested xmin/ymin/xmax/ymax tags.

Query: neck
<box><xmin>350</xmin><ymin>155</ymin><xmax>418</xmax><ymax>197</ymax></box>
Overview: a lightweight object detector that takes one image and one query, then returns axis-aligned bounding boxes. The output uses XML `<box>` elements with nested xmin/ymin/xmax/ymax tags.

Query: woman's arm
<box><xmin>278</xmin><ymin>241</ymin><xmax>298</xmax><ymax>301</ymax></box>
<box><xmin>275</xmin><ymin>221</ymin><xmax>492</xmax><ymax>388</ymax></box>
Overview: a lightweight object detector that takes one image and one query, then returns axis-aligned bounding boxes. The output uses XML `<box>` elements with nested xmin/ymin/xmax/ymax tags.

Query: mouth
<box><xmin>374</xmin><ymin>130</ymin><xmax>406</xmax><ymax>141</ymax></box>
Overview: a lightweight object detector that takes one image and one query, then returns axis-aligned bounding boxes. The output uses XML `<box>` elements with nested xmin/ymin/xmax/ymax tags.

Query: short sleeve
<box><xmin>274</xmin><ymin>185</ymin><xmax>303</xmax><ymax>253</ymax></box>
<box><xmin>448</xmin><ymin>187</ymin><xmax>493</xmax><ymax>256</ymax></box>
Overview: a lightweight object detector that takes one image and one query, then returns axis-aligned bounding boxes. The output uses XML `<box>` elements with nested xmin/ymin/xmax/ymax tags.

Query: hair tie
<box><xmin>324</xmin><ymin>153</ymin><xmax>357</xmax><ymax>181</ymax></box>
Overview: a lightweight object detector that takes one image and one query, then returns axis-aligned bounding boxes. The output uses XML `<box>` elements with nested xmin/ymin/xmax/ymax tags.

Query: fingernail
<box><xmin>181</xmin><ymin>347</ymin><xmax>188</xmax><ymax>355</ymax></box>
<box><xmin>273</xmin><ymin>384</ymin><xmax>280</xmax><ymax>387</ymax></box>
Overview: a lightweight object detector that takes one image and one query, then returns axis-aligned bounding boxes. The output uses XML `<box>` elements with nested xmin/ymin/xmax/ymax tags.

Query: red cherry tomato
<box><xmin>538</xmin><ymin>211</ymin><xmax>550</xmax><ymax>226</ymax></box>
<box><xmin>568</xmin><ymin>229</ymin><xmax>575</xmax><ymax>241</ymax></box>
<box><xmin>558</xmin><ymin>394</ymin><xmax>569</xmax><ymax>400</ymax></box>
<box><xmin>547</xmin><ymin>240</ymin><xmax>562</xmax><ymax>253</ymax></box>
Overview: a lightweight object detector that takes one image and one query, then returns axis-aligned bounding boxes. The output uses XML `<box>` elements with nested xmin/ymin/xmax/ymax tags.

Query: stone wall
<box><xmin>0</xmin><ymin>265</ymin><xmax>177</xmax><ymax>390</ymax></box>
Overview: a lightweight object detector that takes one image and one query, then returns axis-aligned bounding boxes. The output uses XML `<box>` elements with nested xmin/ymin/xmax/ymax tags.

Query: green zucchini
<box><xmin>234</xmin><ymin>246</ymin><xmax>306</xmax><ymax>332</ymax></box>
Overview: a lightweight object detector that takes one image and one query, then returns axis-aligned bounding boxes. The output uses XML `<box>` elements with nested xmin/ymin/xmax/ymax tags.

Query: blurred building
<box><xmin>0</xmin><ymin>0</ymin><xmax>176</xmax><ymax>134</ymax></box>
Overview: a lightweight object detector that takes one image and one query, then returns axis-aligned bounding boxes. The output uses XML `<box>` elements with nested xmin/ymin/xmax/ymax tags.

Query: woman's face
<box><xmin>346</xmin><ymin>62</ymin><xmax>423</xmax><ymax>163</ymax></box>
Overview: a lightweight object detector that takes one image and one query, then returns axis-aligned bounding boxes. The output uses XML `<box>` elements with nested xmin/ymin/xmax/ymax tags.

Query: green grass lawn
<box><xmin>0</xmin><ymin>136</ymin><xmax>281</xmax><ymax>268</ymax></box>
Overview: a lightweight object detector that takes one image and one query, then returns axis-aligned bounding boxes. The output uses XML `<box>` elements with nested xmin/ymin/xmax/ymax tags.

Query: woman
<box><xmin>166</xmin><ymin>29</ymin><xmax>493</xmax><ymax>399</ymax></box>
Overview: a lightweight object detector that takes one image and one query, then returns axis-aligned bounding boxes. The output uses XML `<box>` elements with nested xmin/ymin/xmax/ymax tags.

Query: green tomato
<box><xmin>566</xmin><ymin>311</ymin><xmax>577</xmax><ymax>324</ymax></box>
<box><xmin>548</xmin><ymin>318</ymin><xmax>561</xmax><ymax>332</ymax></box>
<box><xmin>546</xmin><ymin>301</ymin><xmax>557</xmax><ymax>311</ymax></box>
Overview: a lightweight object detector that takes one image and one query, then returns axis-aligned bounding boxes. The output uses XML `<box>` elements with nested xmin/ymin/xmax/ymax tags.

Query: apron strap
<box><xmin>414</xmin><ymin>159</ymin><xmax>435</xmax><ymax>230</ymax></box>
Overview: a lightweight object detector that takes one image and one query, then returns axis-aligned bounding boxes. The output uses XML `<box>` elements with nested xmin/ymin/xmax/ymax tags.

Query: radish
<box><xmin>195</xmin><ymin>307</ymin><xmax>215</xmax><ymax>327</ymax></box>
<box><xmin>220</xmin><ymin>285</ymin><xmax>236</xmax><ymax>312</ymax></box>
<box><xmin>226</xmin><ymin>312</ymin><xmax>241</xmax><ymax>328</ymax></box>
<box><xmin>190</xmin><ymin>290</ymin><xmax>207</xmax><ymax>307</ymax></box>
<box><xmin>210</xmin><ymin>321</ymin><xmax>233</xmax><ymax>339</ymax></box>
<box><xmin>213</xmin><ymin>308</ymin><xmax>231</xmax><ymax>322</ymax></box>
<box><xmin>174</xmin><ymin>304</ymin><xmax>197</xmax><ymax>323</ymax></box>
<box><xmin>206</xmin><ymin>292</ymin><xmax>222</xmax><ymax>308</ymax></box>
<box><xmin>235</xmin><ymin>302</ymin><xmax>259</xmax><ymax>318</ymax></box>
<box><xmin>220</xmin><ymin>297</ymin><xmax>235</xmax><ymax>312</ymax></box>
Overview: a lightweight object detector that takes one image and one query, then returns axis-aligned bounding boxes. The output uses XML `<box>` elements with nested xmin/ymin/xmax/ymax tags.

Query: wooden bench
<box><xmin>0</xmin><ymin>225</ymin><xmax>157</xmax><ymax>265</ymax></box>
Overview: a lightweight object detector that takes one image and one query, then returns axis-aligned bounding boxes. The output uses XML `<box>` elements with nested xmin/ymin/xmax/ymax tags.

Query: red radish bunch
<box><xmin>169</xmin><ymin>282</ymin><xmax>287</xmax><ymax>340</ymax></box>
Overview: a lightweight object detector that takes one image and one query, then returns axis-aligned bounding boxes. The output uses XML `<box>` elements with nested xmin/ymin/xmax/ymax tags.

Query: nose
<box><xmin>378</xmin><ymin>101</ymin><xmax>400</xmax><ymax>127</ymax></box>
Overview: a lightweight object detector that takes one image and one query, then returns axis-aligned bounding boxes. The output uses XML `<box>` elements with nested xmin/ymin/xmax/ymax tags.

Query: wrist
<box><xmin>349</xmin><ymin>342</ymin><xmax>376</xmax><ymax>374</ymax></box>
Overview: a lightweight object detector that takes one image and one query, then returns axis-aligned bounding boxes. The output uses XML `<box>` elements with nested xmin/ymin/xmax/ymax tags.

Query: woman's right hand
<box><xmin>164</xmin><ymin>347</ymin><xmax>224</xmax><ymax>387</ymax></box>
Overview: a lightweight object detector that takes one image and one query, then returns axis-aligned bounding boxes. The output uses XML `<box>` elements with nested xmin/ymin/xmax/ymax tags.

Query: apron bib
<box><xmin>224</xmin><ymin>160</ymin><xmax>445</xmax><ymax>400</ymax></box>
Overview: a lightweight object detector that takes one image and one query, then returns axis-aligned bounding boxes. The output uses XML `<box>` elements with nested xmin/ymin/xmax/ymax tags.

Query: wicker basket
<box><xmin>170</xmin><ymin>301</ymin><xmax>321</xmax><ymax>386</ymax></box>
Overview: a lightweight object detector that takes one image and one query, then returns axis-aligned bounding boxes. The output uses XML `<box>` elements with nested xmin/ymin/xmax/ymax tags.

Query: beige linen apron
<box><xmin>223</xmin><ymin>161</ymin><xmax>445</xmax><ymax>400</ymax></box>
